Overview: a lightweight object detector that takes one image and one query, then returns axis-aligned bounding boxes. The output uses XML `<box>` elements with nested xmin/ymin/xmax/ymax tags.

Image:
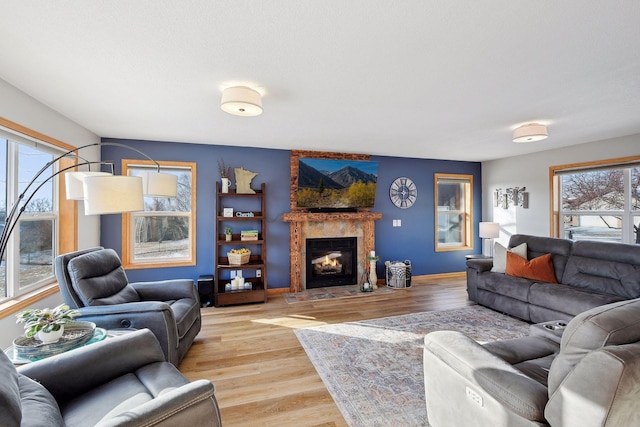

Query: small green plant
<box><xmin>16</xmin><ymin>304</ymin><xmax>80</xmax><ymax>338</ymax></box>
<box><xmin>224</xmin><ymin>227</ymin><xmax>233</xmax><ymax>235</ymax></box>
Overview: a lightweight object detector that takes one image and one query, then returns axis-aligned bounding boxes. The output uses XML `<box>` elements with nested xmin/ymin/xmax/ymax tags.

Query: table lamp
<box><xmin>479</xmin><ymin>222</ymin><xmax>500</xmax><ymax>257</ymax></box>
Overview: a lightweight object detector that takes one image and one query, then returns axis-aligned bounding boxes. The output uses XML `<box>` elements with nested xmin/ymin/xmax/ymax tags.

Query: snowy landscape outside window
<box><xmin>122</xmin><ymin>160</ymin><xmax>196</xmax><ymax>268</ymax></box>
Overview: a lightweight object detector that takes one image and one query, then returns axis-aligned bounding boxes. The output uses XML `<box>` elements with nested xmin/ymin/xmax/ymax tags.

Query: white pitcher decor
<box><xmin>16</xmin><ymin>304</ymin><xmax>80</xmax><ymax>344</ymax></box>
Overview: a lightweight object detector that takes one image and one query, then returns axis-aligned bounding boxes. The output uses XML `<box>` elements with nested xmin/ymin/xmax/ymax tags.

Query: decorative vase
<box><xmin>221</xmin><ymin>177</ymin><xmax>230</xmax><ymax>193</ymax></box>
<box><xmin>37</xmin><ymin>326</ymin><xmax>64</xmax><ymax>344</ymax></box>
<box><xmin>369</xmin><ymin>260</ymin><xmax>378</xmax><ymax>289</ymax></box>
<box><xmin>225</xmin><ymin>234</ymin><xmax>232</xmax><ymax>242</ymax></box>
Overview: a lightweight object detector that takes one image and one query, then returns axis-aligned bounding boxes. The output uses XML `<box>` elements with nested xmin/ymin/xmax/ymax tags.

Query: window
<box><xmin>122</xmin><ymin>160</ymin><xmax>196</xmax><ymax>268</ymax></box>
<box><xmin>551</xmin><ymin>157</ymin><xmax>640</xmax><ymax>244</ymax></box>
<box><xmin>0</xmin><ymin>131</ymin><xmax>69</xmax><ymax>302</ymax></box>
<box><xmin>435</xmin><ymin>173</ymin><xmax>473</xmax><ymax>251</ymax></box>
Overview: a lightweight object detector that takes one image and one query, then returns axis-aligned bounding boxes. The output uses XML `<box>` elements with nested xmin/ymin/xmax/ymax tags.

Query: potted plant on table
<box><xmin>224</xmin><ymin>226</ymin><xmax>233</xmax><ymax>241</ymax></box>
<box><xmin>16</xmin><ymin>303</ymin><xmax>80</xmax><ymax>344</ymax></box>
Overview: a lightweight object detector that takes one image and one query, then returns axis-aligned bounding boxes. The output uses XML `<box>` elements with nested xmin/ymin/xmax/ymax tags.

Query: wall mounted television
<box><xmin>296</xmin><ymin>157</ymin><xmax>379</xmax><ymax>211</ymax></box>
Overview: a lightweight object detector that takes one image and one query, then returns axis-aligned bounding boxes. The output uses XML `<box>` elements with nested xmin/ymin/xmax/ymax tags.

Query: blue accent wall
<box><xmin>100</xmin><ymin>139</ymin><xmax>481</xmax><ymax>288</ymax></box>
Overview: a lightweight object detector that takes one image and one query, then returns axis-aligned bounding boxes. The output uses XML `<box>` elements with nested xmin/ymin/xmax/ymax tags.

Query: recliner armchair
<box><xmin>1</xmin><ymin>329</ymin><xmax>221</xmax><ymax>427</ymax></box>
<box><xmin>55</xmin><ymin>247</ymin><xmax>201</xmax><ymax>366</ymax></box>
<box><xmin>423</xmin><ymin>298</ymin><xmax>640</xmax><ymax>427</ymax></box>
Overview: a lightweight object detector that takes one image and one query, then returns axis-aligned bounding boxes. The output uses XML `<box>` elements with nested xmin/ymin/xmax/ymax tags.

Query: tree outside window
<box><xmin>122</xmin><ymin>160</ymin><xmax>196</xmax><ymax>268</ymax></box>
<box><xmin>555</xmin><ymin>160</ymin><xmax>639</xmax><ymax>244</ymax></box>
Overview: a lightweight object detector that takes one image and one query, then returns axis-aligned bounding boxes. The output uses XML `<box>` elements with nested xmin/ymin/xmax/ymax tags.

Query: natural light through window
<box><xmin>122</xmin><ymin>160</ymin><xmax>196</xmax><ymax>268</ymax></box>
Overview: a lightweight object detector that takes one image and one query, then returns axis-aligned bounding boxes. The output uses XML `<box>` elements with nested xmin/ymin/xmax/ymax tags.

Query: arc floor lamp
<box><xmin>0</xmin><ymin>141</ymin><xmax>178</xmax><ymax>264</ymax></box>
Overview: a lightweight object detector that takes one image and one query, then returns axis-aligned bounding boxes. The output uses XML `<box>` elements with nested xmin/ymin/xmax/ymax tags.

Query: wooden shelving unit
<box><xmin>214</xmin><ymin>182</ymin><xmax>267</xmax><ymax>306</ymax></box>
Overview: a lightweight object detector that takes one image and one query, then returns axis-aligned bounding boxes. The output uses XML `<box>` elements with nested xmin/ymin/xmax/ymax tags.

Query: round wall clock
<box><xmin>389</xmin><ymin>177</ymin><xmax>417</xmax><ymax>209</ymax></box>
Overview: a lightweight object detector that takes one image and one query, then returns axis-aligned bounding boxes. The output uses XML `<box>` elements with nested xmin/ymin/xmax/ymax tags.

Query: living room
<box><xmin>1</xmin><ymin>2</ymin><xmax>640</xmax><ymax>426</ymax></box>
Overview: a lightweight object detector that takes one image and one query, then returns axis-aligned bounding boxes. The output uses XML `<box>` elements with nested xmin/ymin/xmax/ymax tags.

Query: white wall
<box><xmin>0</xmin><ymin>79</ymin><xmax>101</xmax><ymax>349</ymax></box>
<box><xmin>482</xmin><ymin>133</ymin><xmax>640</xmax><ymax>246</ymax></box>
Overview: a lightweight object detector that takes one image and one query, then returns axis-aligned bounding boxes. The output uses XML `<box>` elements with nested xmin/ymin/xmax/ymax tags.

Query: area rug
<box><xmin>283</xmin><ymin>284</ymin><xmax>395</xmax><ymax>303</ymax></box>
<box><xmin>294</xmin><ymin>305</ymin><xmax>530</xmax><ymax>427</ymax></box>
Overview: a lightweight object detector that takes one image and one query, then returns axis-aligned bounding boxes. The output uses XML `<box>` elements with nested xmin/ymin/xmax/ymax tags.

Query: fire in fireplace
<box><xmin>306</xmin><ymin>237</ymin><xmax>357</xmax><ymax>288</ymax></box>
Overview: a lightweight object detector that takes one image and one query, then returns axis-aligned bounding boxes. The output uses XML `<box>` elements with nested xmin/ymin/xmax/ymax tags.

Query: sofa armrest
<box><xmin>466</xmin><ymin>258</ymin><xmax>494</xmax><ymax>272</ymax></box>
<box><xmin>131</xmin><ymin>279</ymin><xmax>197</xmax><ymax>301</ymax></box>
<box><xmin>73</xmin><ymin>303</ymin><xmax>178</xmax><ymax>363</ymax></box>
<box><xmin>424</xmin><ymin>331</ymin><xmax>548</xmax><ymax>423</ymax></box>
<box><xmin>18</xmin><ymin>330</ymin><xmax>165</xmax><ymax>404</ymax></box>
<box><xmin>96</xmin><ymin>380</ymin><xmax>221</xmax><ymax>427</ymax></box>
<box><xmin>545</xmin><ymin>342</ymin><xmax>640</xmax><ymax>427</ymax></box>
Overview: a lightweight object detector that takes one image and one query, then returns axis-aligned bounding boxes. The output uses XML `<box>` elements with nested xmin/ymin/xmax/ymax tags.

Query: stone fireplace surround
<box><xmin>282</xmin><ymin>211</ymin><xmax>382</xmax><ymax>292</ymax></box>
<box><xmin>284</xmin><ymin>150</ymin><xmax>382</xmax><ymax>292</ymax></box>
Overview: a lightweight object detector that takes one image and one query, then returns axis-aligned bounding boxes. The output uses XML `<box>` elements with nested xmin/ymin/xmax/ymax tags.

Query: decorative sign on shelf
<box><xmin>235</xmin><ymin>211</ymin><xmax>255</xmax><ymax>217</ymax></box>
<box><xmin>223</xmin><ymin>207</ymin><xmax>234</xmax><ymax>217</ymax></box>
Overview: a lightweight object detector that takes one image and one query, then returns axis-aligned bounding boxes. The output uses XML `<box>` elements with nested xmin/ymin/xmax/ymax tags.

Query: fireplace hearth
<box><xmin>306</xmin><ymin>237</ymin><xmax>357</xmax><ymax>288</ymax></box>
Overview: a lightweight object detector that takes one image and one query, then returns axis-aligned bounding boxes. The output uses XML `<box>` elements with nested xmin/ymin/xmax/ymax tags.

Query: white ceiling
<box><xmin>1</xmin><ymin>1</ymin><xmax>639</xmax><ymax>162</ymax></box>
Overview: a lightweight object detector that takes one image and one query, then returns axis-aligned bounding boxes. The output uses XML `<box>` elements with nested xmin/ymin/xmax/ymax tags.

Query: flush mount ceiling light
<box><xmin>220</xmin><ymin>86</ymin><xmax>263</xmax><ymax>117</ymax></box>
<box><xmin>512</xmin><ymin>123</ymin><xmax>548</xmax><ymax>143</ymax></box>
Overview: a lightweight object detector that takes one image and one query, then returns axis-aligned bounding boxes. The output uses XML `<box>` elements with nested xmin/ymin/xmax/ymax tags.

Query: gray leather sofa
<box><xmin>1</xmin><ymin>329</ymin><xmax>221</xmax><ymax>427</ymax></box>
<box><xmin>466</xmin><ymin>234</ymin><xmax>640</xmax><ymax>323</ymax></box>
<box><xmin>55</xmin><ymin>247</ymin><xmax>201</xmax><ymax>366</ymax></box>
<box><xmin>423</xmin><ymin>297</ymin><xmax>640</xmax><ymax>427</ymax></box>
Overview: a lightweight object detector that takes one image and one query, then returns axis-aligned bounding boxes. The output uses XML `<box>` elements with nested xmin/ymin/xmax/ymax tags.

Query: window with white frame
<box><xmin>0</xmin><ymin>133</ymin><xmax>61</xmax><ymax>301</ymax></box>
<box><xmin>122</xmin><ymin>160</ymin><xmax>196</xmax><ymax>268</ymax></box>
<box><xmin>553</xmin><ymin>159</ymin><xmax>640</xmax><ymax>244</ymax></box>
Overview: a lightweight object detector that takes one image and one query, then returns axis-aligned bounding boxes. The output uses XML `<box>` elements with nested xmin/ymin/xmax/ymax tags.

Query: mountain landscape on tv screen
<box><xmin>297</xmin><ymin>158</ymin><xmax>378</xmax><ymax>209</ymax></box>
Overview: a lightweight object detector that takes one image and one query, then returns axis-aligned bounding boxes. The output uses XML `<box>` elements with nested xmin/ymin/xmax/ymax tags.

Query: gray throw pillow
<box><xmin>491</xmin><ymin>242</ymin><xmax>527</xmax><ymax>273</ymax></box>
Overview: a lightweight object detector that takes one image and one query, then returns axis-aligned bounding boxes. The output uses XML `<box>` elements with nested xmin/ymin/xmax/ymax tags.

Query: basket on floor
<box><xmin>228</xmin><ymin>250</ymin><xmax>251</xmax><ymax>265</ymax></box>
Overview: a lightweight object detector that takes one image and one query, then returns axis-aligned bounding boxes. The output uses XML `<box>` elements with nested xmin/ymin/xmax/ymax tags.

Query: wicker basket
<box><xmin>228</xmin><ymin>250</ymin><xmax>251</xmax><ymax>265</ymax></box>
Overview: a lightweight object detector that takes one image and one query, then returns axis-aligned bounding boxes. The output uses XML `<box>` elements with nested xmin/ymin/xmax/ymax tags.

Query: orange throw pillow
<box><xmin>505</xmin><ymin>252</ymin><xmax>558</xmax><ymax>283</ymax></box>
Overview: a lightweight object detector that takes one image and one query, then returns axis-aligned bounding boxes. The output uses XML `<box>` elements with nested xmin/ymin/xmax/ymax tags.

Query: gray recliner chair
<box><xmin>1</xmin><ymin>329</ymin><xmax>221</xmax><ymax>427</ymax></box>
<box><xmin>423</xmin><ymin>298</ymin><xmax>640</xmax><ymax>427</ymax></box>
<box><xmin>55</xmin><ymin>247</ymin><xmax>201</xmax><ymax>366</ymax></box>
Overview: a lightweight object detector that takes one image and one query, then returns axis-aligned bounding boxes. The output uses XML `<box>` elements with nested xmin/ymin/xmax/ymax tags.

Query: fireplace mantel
<box><xmin>283</xmin><ymin>211</ymin><xmax>382</xmax><ymax>292</ymax></box>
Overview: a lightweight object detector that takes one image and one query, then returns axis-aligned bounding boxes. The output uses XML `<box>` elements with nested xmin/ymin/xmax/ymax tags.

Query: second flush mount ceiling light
<box><xmin>512</xmin><ymin>123</ymin><xmax>548</xmax><ymax>143</ymax></box>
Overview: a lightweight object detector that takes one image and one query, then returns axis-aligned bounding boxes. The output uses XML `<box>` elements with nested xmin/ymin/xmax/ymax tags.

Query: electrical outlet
<box><xmin>393</xmin><ymin>219</ymin><xmax>402</xmax><ymax>227</ymax></box>
<box><xmin>230</xmin><ymin>270</ymin><xmax>237</xmax><ymax>279</ymax></box>
<box><xmin>465</xmin><ymin>387</ymin><xmax>483</xmax><ymax>407</ymax></box>
<box><xmin>256</xmin><ymin>269</ymin><xmax>262</xmax><ymax>277</ymax></box>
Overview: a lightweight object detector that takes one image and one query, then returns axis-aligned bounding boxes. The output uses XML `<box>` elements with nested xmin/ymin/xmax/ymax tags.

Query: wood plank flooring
<box><xmin>179</xmin><ymin>274</ymin><xmax>470</xmax><ymax>427</ymax></box>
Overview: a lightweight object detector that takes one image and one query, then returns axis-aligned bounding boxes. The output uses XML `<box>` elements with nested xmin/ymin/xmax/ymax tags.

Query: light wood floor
<box><xmin>179</xmin><ymin>274</ymin><xmax>470</xmax><ymax>427</ymax></box>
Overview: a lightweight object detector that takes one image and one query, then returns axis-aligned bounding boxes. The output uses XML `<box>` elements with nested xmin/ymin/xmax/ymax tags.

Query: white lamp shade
<box><xmin>512</xmin><ymin>123</ymin><xmax>548</xmax><ymax>143</ymax></box>
<box><xmin>65</xmin><ymin>171</ymin><xmax>112</xmax><ymax>200</ymax></box>
<box><xmin>479</xmin><ymin>222</ymin><xmax>500</xmax><ymax>238</ymax></box>
<box><xmin>220</xmin><ymin>86</ymin><xmax>263</xmax><ymax>117</ymax></box>
<box><xmin>141</xmin><ymin>172</ymin><xmax>178</xmax><ymax>197</ymax></box>
<box><xmin>83</xmin><ymin>175</ymin><xmax>144</xmax><ymax>215</ymax></box>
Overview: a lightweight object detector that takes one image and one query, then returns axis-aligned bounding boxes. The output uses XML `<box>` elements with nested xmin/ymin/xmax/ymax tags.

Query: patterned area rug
<box><xmin>294</xmin><ymin>305</ymin><xmax>530</xmax><ymax>427</ymax></box>
<box><xmin>283</xmin><ymin>284</ymin><xmax>395</xmax><ymax>303</ymax></box>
